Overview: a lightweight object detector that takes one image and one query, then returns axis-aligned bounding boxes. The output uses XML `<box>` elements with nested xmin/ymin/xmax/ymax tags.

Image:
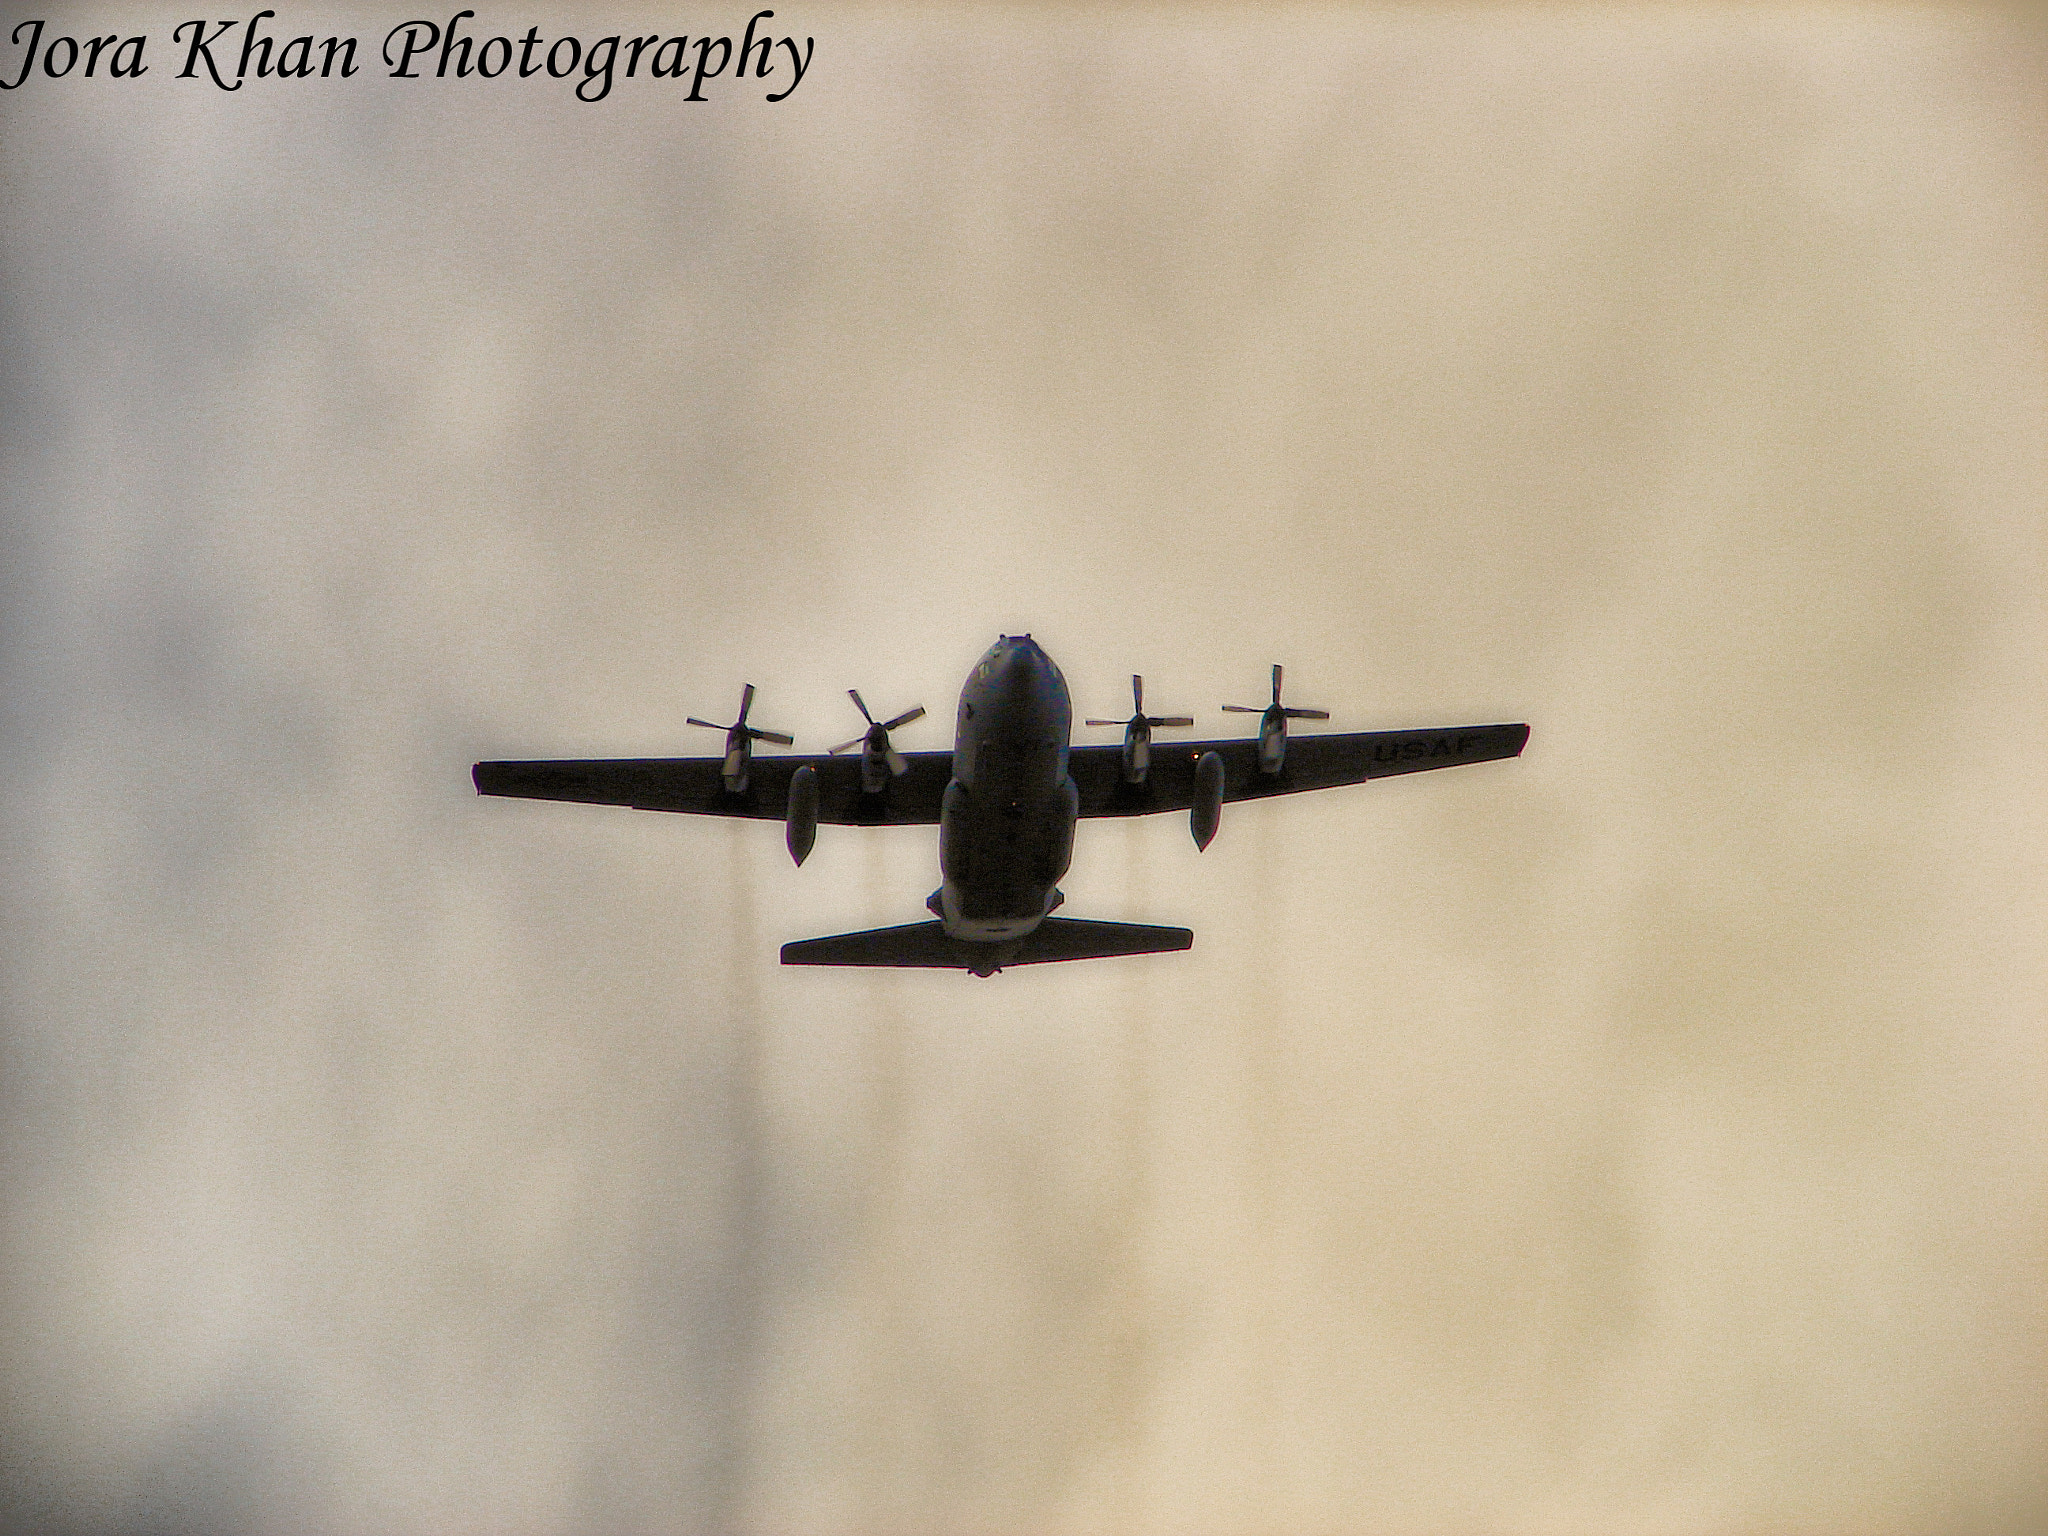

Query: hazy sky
<box><xmin>2</xmin><ymin>4</ymin><xmax>2043</xmax><ymax>1534</ymax></box>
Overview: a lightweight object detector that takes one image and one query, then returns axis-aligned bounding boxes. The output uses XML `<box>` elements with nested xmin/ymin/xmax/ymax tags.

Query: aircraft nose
<box><xmin>986</xmin><ymin>636</ymin><xmax>1050</xmax><ymax>693</ymax></box>
<box><xmin>984</xmin><ymin>654</ymin><xmax>1027</xmax><ymax>699</ymax></box>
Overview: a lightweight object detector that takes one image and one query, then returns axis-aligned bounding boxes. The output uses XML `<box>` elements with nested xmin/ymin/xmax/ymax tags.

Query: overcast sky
<box><xmin>2</xmin><ymin>4</ymin><xmax>2043</xmax><ymax>1534</ymax></box>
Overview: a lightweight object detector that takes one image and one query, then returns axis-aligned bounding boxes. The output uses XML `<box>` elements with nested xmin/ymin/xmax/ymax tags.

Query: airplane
<box><xmin>472</xmin><ymin>635</ymin><xmax>1529</xmax><ymax>977</ymax></box>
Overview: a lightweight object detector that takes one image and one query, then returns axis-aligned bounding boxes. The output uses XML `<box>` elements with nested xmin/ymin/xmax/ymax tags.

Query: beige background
<box><xmin>2</xmin><ymin>4</ymin><xmax>2043</xmax><ymax>1533</ymax></box>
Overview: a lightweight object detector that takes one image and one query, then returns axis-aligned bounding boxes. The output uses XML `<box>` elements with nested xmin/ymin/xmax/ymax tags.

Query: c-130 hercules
<box><xmin>473</xmin><ymin>635</ymin><xmax>1528</xmax><ymax>976</ymax></box>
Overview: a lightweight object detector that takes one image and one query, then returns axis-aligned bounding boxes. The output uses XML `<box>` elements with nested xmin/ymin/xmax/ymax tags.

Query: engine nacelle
<box><xmin>1122</xmin><ymin>720</ymin><xmax>1151</xmax><ymax>784</ymax></box>
<box><xmin>723</xmin><ymin>737</ymin><xmax>752</xmax><ymax>795</ymax></box>
<box><xmin>785</xmin><ymin>765</ymin><xmax>819</xmax><ymax>866</ymax></box>
<box><xmin>1191</xmin><ymin>750</ymin><xmax>1224</xmax><ymax>850</ymax></box>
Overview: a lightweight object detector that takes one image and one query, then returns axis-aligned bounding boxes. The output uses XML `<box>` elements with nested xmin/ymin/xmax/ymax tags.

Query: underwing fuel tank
<box><xmin>785</xmin><ymin>764</ymin><xmax>819</xmax><ymax>865</ymax></box>
<box><xmin>1190</xmin><ymin>750</ymin><xmax>1224</xmax><ymax>850</ymax></box>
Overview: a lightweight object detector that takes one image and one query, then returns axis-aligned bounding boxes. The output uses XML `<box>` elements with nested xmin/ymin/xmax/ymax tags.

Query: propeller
<box><xmin>1085</xmin><ymin>674</ymin><xmax>1195</xmax><ymax>733</ymax></box>
<box><xmin>687</xmin><ymin>683</ymin><xmax>796</xmax><ymax>747</ymax></box>
<box><xmin>828</xmin><ymin>689</ymin><xmax>925</xmax><ymax>777</ymax></box>
<box><xmin>1222</xmin><ymin>663</ymin><xmax>1329</xmax><ymax>722</ymax></box>
<box><xmin>1088</xmin><ymin>674</ymin><xmax>1194</xmax><ymax>785</ymax></box>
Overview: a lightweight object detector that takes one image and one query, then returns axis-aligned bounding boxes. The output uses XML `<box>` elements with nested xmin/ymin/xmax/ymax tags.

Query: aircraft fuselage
<box><xmin>934</xmin><ymin>635</ymin><xmax>1077</xmax><ymax>941</ymax></box>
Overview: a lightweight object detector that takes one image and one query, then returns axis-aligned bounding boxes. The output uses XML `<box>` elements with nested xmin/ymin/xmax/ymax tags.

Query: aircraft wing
<box><xmin>1069</xmin><ymin>722</ymin><xmax>1529</xmax><ymax>817</ymax></box>
<box><xmin>472</xmin><ymin>750</ymin><xmax>954</xmax><ymax>825</ymax></box>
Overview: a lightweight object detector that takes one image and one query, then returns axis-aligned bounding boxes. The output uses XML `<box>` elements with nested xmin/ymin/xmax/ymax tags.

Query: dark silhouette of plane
<box><xmin>473</xmin><ymin>636</ymin><xmax>1528</xmax><ymax>976</ymax></box>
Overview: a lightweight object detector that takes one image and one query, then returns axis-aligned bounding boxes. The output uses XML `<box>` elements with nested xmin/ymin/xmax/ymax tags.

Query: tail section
<box><xmin>781</xmin><ymin>917</ymin><xmax>1192</xmax><ymax>976</ymax></box>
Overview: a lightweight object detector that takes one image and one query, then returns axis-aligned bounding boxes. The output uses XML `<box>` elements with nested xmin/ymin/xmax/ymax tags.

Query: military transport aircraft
<box><xmin>472</xmin><ymin>635</ymin><xmax>1528</xmax><ymax>976</ymax></box>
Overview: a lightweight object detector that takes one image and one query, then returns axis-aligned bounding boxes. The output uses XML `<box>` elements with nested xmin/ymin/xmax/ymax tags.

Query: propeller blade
<box><xmin>828</xmin><ymin>735</ymin><xmax>865</xmax><ymax>755</ymax></box>
<box><xmin>1133</xmin><ymin>674</ymin><xmax>1144</xmax><ymax>713</ymax></box>
<box><xmin>1221</xmin><ymin>704</ymin><xmax>1263</xmax><ymax>713</ymax></box>
<box><xmin>1272</xmin><ymin>664</ymin><xmax>1283</xmax><ymax>704</ymax></box>
<box><xmin>886</xmin><ymin>745</ymin><xmax>908</xmax><ymax>777</ymax></box>
<box><xmin>1281</xmin><ymin>708</ymin><xmax>1328</xmax><ymax>721</ymax></box>
<box><xmin>881</xmin><ymin>705</ymin><xmax>926</xmax><ymax>731</ymax></box>
<box><xmin>1152</xmin><ymin>716</ymin><xmax>1196</xmax><ymax>728</ymax></box>
<box><xmin>848</xmin><ymin>688</ymin><xmax>874</xmax><ymax>725</ymax></box>
<box><xmin>693</xmin><ymin>687</ymin><xmax>791</xmax><ymax>747</ymax></box>
<box><xmin>1084</xmin><ymin>719</ymin><xmax>1123</xmax><ymax>727</ymax></box>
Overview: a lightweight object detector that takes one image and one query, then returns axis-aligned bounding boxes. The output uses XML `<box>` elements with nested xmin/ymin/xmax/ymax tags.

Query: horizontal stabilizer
<box><xmin>781</xmin><ymin>917</ymin><xmax>1193</xmax><ymax>974</ymax></box>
